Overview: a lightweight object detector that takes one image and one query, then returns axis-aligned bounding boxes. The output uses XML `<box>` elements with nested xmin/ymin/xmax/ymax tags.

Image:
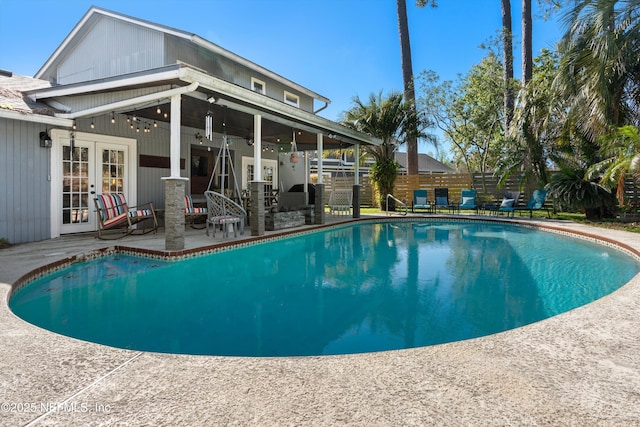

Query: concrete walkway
<box><xmin>1</xmin><ymin>216</ymin><xmax>640</xmax><ymax>426</ymax></box>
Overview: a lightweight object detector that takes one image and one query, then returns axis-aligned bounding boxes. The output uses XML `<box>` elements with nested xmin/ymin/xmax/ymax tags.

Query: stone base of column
<box><xmin>162</xmin><ymin>177</ymin><xmax>188</xmax><ymax>251</ymax></box>
<box><xmin>250</xmin><ymin>181</ymin><xmax>265</xmax><ymax>236</ymax></box>
<box><xmin>314</xmin><ymin>183</ymin><xmax>325</xmax><ymax>224</ymax></box>
<box><xmin>352</xmin><ymin>184</ymin><xmax>361</xmax><ymax>218</ymax></box>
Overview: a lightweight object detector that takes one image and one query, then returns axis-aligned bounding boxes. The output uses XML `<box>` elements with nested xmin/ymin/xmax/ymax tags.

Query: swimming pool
<box><xmin>9</xmin><ymin>220</ymin><xmax>640</xmax><ymax>357</ymax></box>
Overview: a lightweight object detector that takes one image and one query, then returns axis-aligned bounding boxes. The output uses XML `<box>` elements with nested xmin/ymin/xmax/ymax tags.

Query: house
<box><xmin>394</xmin><ymin>152</ymin><xmax>455</xmax><ymax>174</ymax></box>
<box><xmin>0</xmin><ymin>6</ymin><xmax>378</xmax><ymax>248</ymax></box>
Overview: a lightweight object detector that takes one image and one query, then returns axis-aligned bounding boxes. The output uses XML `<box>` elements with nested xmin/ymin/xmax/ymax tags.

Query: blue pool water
<box><xmin>9</xmin><ymin>221</ymin><xmax>640</xmax><ymax>357</ymax></box>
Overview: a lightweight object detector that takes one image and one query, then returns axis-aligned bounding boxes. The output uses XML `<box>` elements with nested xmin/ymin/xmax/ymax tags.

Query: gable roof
<box><xmin>394</xmin><ymin>152</ymin><xmax>455</xmax><ymax>173</ymax></box>
<box><xmin>34</xmin><ymin>6</ymin><xmax>330</xmax><ymax>108</ymax></box>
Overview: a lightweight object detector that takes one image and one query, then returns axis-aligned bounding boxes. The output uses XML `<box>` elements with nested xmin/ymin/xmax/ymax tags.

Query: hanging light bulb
<box><xmin>72</xmin><ymin>121</ymin><xmax>77</xmax><ymax>130</ymax></box>
<box><xmin>156</xmin><ymin>102</ymin><xmax>161</xmax><ymax>115</ymax></box>
<box><xmin>90</xmin><ymin>119</ymin><xmax>95</xmax><ymax>129</ymax></box>
<box><xmin>110</xmin><ymin>112</ymin><xmax>116</xmax><ymax>124</ymax></box>
<box><xmin>126</xmin><ymin>116</ymin><xmax>130</xmax><ymax>123</ymax></box>
<box><xmin>153</xmin><ymin>120</ymin><xmax>158</xmax><ymax>128</ymax></box>
<box><xmin>163</xmin><ymin>112</ymin><xmax>168</xmax><ymax>119</ymax></box>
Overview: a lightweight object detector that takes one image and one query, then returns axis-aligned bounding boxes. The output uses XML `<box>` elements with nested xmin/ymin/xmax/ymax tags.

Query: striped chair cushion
<box><xmin>212</xmin><ymin>216</ymin><xmax>240</xmax><ymax>224</ymax></box>
<box><xmin>96</xmin><ymin>194</ymin><xmax>128</xmax><ymax>222</ymax></box>
<box><xmin>129</xmin><ymin>209</ymin><xmax>153</xmax><ymax>218</ymax></box>
<box><xmin>184</xmin><ymin>195</ymin><xmax>207</xmax><ymax>214</ymax></box>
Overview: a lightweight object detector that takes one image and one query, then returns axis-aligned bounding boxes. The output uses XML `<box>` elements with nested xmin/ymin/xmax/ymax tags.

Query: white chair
<box><xmin>204</xmin><ymin>191</ymin><xmax>247</xmax><ymax>238</ymax></box>
<box><xmin>328</xmin><ymin>189</ymin><xmax>353</xmax><ymax>216</ymax></box>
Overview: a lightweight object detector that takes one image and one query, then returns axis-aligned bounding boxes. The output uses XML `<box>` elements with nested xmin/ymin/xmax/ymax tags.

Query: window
<box><xmin>284</xmin><ymin>91</ymin><xmax>300</xmax><ymax>107</ymax></box>
<box><xmin>251</xmin><ymin>77</ymin><xmax>266</xmax><ymax>94</ymax></box>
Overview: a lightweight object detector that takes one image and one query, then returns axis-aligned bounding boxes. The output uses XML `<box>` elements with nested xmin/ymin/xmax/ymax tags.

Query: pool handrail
<box><xmin>386</xmin><ymin>194</ymin><xmax>408</xmax><ymax>216</ymax></box>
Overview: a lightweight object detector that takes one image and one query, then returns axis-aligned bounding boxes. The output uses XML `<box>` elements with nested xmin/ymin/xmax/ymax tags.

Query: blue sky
<box><xmin>0</xmin><ymin>0</ymin><xmax>563</xmax><ymax>154</ymax></box>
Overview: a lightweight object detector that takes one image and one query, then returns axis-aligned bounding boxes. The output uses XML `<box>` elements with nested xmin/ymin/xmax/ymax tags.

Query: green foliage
<box><xmin>0</xmin><ymin>238</ymin><xmax>11</xmax><ymax>249</ymax></box>
<box><xmin>342</xmin><ymin>91</ymin><xmax>420</xmax><ymax>210</ymax></box>
<box><xmin>547</xmin><ymin>167</ymin><xmax>616</xmax><ymax>219</ymax></box>
<box><xmin>371</xmin><ymin>158</ymin><xmax>400</xmax><ymax>208</ymax></box>
<box><xmin>589</xmin><ymin>125</ymin><xmax>640</xmax><ymax>204</ymax></box>
<box><xmin>418</xmin><ymin>50</ymin><xmax>505</xmax><ymax>180</ymax></box>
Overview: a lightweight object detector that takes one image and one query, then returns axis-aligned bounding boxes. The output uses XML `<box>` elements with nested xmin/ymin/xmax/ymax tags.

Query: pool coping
<box><xmin>2</xmin><ymin>215</ymin><xmax>640</xmax><ymax>425</ymax></box>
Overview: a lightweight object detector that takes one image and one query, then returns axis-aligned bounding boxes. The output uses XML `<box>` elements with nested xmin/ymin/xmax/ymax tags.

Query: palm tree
<box><xmin>555</xmin><ymin>0</ymin><xmax>640</xmax><ymax>141</ymax></box>
<box><xmin>397</xmin><ymin>0</ymin><xmax>417</xmax><ymax>176</ymax></box>
<box><xmin>397</xmin><ymin>0</ymin><xmax>437</xmax><ymax>177</ymax></box>
<box><xmin>342</xmin><ymin>92</ymin><xmax>415</xmax><ymax>209</ymax></box>
<box><xmin>502</xmin><ymin>0</ymin><xmax>514</xmax><ymax>131</ymax></box>
<box><xmin>521</xmin><ymin>0</ymin><xmax>533</xmax><ymax>83</ymax></box>
<box><xmin>590</xmin><ymin>125</ymin><xmax>640</xmax><ymax>207</ymax></box>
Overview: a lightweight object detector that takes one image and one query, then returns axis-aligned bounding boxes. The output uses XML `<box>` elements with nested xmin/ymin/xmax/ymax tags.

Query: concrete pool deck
<box><xmin>1</xmin><ymin>215</ymin><xmax>640</xmax><ymax>426</ymax></box>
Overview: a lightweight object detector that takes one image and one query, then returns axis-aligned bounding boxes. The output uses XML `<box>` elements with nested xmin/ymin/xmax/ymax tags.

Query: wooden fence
<box><xmin>315</xmin><ymin>172</ymin><xmax>639</xmax><ymax>210</ymax></box>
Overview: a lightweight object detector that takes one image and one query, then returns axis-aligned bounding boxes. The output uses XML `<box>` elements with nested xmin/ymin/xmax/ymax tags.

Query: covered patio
<box><xmin>30</xmin><ymin>63</ymin><xmax>380</xmax><ymax>249</ymax></box>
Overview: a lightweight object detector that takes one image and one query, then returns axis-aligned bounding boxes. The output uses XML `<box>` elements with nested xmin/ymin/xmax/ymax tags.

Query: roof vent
<box><xmin>0</xmin><ymin>69</ymin><xmax>13</xmax><ymax>77</ymax></box>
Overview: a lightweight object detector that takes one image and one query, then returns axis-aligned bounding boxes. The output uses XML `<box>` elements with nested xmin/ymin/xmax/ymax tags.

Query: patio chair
<box><xmin>204</xmin><ymin>190</ymin><xmax>246</xmax><ymax>238</ymax></box>
<box><xmin>490</xmin><ymin>191</ymin><xmax>520</xmax><ymax>216</ymax></box>
<box><xmin>458</xmin><ymin>189</ymin><xmax>478</xmax><ymax>214</ymax></box>
<box><xmin>328</xmin><ymin>189</ymin><xmax>352</xmax><ymax>216</ymax></box>
<box><xmin>513</xmin><ymin>189</ymin><xmax>551</xmax><ymax>218</ymax></box>
<box><xmin>411</xmin><ymin>189</ymin><xmax>432</xmax><ymax>213</ymax></box>
<box><xmin>184</xmin><ymin>194</ymin><xmax>207</xmax><ymax>229</ymax></box>
<box><xmin>94</xmin><ymin>193</ymin><xmax>158</xmax><ymax>239</ymax></box>
<box><xmin>434</xmin><ymin>188</ymin><xmax>454</xmax><ymax>213</ymax></box>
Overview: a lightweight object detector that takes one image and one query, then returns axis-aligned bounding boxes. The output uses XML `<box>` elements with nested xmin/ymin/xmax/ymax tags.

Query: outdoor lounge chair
<box><xmin>434</xmin><ymin>188</ymin><xmax>454</xmax><ymax>213</ymax></box>
<box><xmin>184</xmin><ymin>194</ymin><xmax>207</xmax><ymax>229</ymax></box>
<box><xmin>412</xmin><ymin>189</ymin><xmax>432</xmax><ymax>213</ymax></box>
<box><xmin>94</xmin><ymin>193</ymin><xmax>158</xmax><ymax>239</ymax></box>
<box><xmin>490</xmin><ymin>191</ymin><xmax>521</xmax><ymax>216</ymax></box>
<box><xmin>513</xmin><ymin>189</ymin><xmax>551</xmax><ymax>218</ymax></box>
<box><xmin>458</xmin><ymin>189</ymin><xmax>478</xmax><ymax>214</ymax></box>
<box><xmin>328</xmin><ymin>189</ymin><xmax>352</xmax><ymax>216</ymax></box>
<box><xmin>204</xmin><ymin>190</ymin><xmax>246</xmax><ymax>238</ymax></box>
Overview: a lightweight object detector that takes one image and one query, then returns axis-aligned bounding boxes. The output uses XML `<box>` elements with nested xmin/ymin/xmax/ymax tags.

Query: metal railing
<box><xmin>385</xmin><ymin>194</ymin><xmax>407</xmax><ymax>216</ymax></box>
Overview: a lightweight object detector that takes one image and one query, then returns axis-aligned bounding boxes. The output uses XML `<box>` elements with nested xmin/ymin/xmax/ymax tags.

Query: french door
<box><xmin>51</xmin><ymin>131</ymin><xmax>137</xmax><ymax>237</ymax></box>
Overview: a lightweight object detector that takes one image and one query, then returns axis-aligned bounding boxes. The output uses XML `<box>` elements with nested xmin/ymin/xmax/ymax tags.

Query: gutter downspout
<box><xmin>313</xmin><ymin>99</ymin><xmax>330</xmax><ymax>114</ymax></box>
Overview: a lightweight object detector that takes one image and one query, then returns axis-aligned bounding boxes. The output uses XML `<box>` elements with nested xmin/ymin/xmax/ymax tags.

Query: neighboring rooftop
<box><xmin>395</xmin><ymin>152</ymin><xmax>455</xmax><ymax>173</ymax></box>
<box><xmin>0</xmin><ymin>73</ymin><xmax>56</xmax><ymax>116</ymax></box>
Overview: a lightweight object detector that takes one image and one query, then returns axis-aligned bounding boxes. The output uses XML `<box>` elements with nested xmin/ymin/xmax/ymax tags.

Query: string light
<box><xmin>110</xmin><ymin>112</ymin><xmax>116</xmax><ymax>124</ymax></box>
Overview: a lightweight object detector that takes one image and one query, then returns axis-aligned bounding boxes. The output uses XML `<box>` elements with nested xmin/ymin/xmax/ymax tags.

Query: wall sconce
<box><xmin>39</xmin><ymin>131</ymin><xmax>52</xmax><ymax>148</ymax></box>
<box><xmin>195</xmin><ymin>132</ymin><xmax>203</xmax><ymax>144</ymax></box>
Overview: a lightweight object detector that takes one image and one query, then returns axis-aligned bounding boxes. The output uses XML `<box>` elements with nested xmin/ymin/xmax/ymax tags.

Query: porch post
<box><xmin>353</xmin><ymin>143</ymin><xmax>360</xmax><ymax>218</ymax></box>
<box><xmin>314</xmin><ymin>133</ymin><xmax>325</xmax><ymax>224</ymax></box>
<box><xmin>162</xmin><ymin>93</ymin><xmax>187</xmax><ymax>251</ymax></box>
<box><xmin>250</xmin><ymin>114</ymin><xmax>265</xmax><ymax>236</ymax></box>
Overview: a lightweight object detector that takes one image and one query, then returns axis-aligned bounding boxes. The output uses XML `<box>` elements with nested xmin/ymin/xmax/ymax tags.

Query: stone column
<box><xmin>250</xmin><ymin>181</ymin><xmax>265</xmax><ymax>236</ymax></box>
<box><xmin>352</xmin><ymin>184</ymin><xmax>361</xmax><ymax>218</ymax></box>
<box><xmin>314</xmin><ymin>183</ymin><xmax>325</xmax><ymax>224</ymax></box>
<box><xmin>163</xmin><ymin>178</ymin><xmax>187</xmax><ymax>251</ymax></box>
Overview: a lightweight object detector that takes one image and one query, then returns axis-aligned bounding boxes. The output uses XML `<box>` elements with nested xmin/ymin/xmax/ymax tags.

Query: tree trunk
<box><xmin>522</xmin><ymin>0</ymin><xmax>532</xmax><ymax>83</ymax></box>
<box><xmin>397</xmin><ymin>0</ymin><xmax>419</xmax><ymax>176</ymax></box>
<box><xmin>501</xmin><ymin>0</ymin><xmax>514</xmax><ymax>132</ymax></box>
